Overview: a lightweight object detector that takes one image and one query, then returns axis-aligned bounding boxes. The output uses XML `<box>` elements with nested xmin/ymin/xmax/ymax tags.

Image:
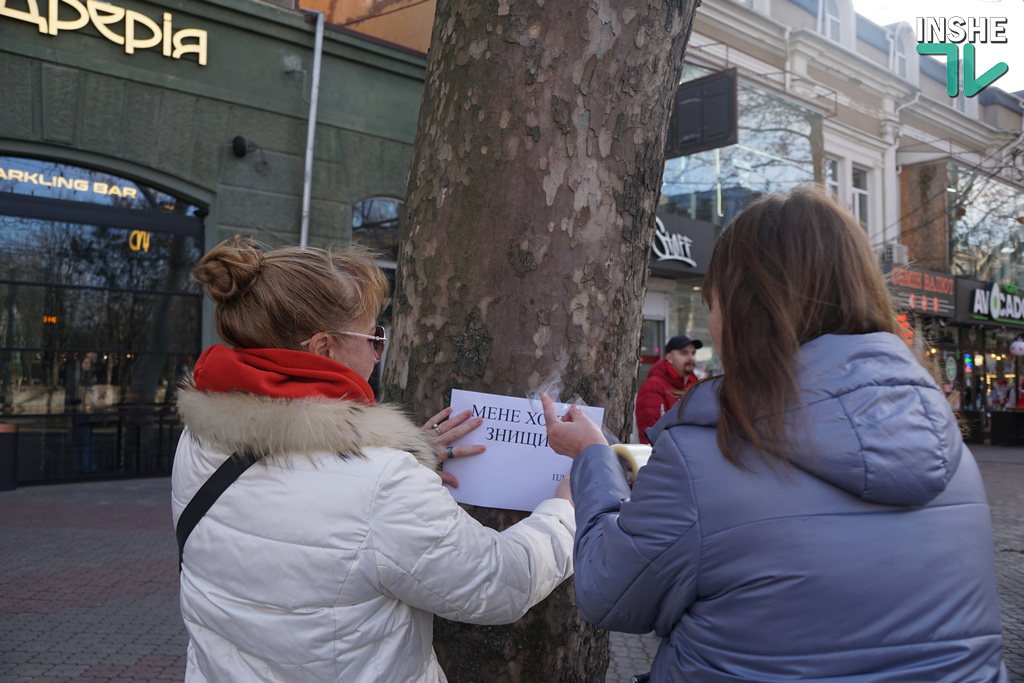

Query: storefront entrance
<box><xmin>0</xmin><ymin>156</ymin><xmax>204</xmax><ymax>484</ymax></box>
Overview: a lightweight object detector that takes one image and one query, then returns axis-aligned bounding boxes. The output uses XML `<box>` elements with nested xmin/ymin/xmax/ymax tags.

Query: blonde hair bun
<box><xmin>193</xmin><ymin>241</ymin><xmax>264</xmax><ymax>304</ymax></box>
<box><xmin>192</xmin><ymin>241</ymin><xmax>389</xmax><ymax>351</ymax></box>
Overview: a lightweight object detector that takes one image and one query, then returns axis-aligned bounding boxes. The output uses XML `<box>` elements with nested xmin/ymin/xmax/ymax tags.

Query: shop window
<box><xmin>661</xmin><ymin>69</ymin><xmax>820</xmax><ymax>228</ymax></box>
<box><xmin>640</xmin><ymin>319</ymin><xmax>666</xmax><ymax>365</ymax></box>
<box><xmin>0</xmin><ymin>155</ymin><xmax>204</xmax><ymax>483</ymax></box>
<box><xmin>851</xmin><ymin>166</ymin><xmax>869</xmax><ymax>230</ymax></box>
<box><xmin>352</xmin><ymin>197</ymin><xmax>402</xmax><ymax>266</ymax></box>
<box><xmin>948</xmin><ymin>161</ymin><xmax>1024</xmax><ymax>283</ymax></box>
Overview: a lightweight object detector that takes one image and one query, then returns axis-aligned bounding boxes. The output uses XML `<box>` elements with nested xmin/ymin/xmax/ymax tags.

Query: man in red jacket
<box><xmin>635</xmin><ymin>335</ymin><xmax>702</xmax><ymax>444</ymax></box>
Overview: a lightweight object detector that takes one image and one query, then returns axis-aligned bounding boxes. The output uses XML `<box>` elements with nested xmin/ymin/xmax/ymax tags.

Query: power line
<box><xmin>336</xmin><ymin>0</ymin><xmax>434</xmax><ymax>29</ymax></box>
<box><xmin>869</xmin><ymin>132</ymin><xmax>1024</xmax><ymax>251</ymax></box>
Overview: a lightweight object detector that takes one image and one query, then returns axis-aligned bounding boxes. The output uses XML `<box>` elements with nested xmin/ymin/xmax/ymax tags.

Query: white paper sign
<box><xmin>444</xmin><ymin>389</ymin><xmax>605</xmax><ymax>512</ymax></box>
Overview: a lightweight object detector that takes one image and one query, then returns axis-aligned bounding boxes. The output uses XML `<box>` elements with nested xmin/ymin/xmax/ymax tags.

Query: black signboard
<box><xmin>650</xmin><ymin>213</ymin><xmax>717</xmax><ymax>278</ymax></box>
<box><xmin>883</xmin><ymin>264</ymin><xmax>956</xmax><ymax>318</ymax></box>
<box><xmin>665</xmin><ymin>68</ymin><xmax>739</xmax><ymax>160</ymax></box>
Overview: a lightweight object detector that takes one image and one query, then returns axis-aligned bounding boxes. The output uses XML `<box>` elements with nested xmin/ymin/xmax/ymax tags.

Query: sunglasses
<box><xmin>339</xmin><ymin>325</ymin><xmax>388</xmax><ymax>361</ymax></box>
<box><xmin>299</xmin><ymin>325</ymin><xmax>388</xmax><ymax>362</ymax></box>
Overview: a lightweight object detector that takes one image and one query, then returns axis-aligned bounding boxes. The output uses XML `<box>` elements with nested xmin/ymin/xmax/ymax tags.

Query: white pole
<box><xmin>300</xmin><ymin>10</ymin><xmax>325</xmax><ymax>248</ymax></box>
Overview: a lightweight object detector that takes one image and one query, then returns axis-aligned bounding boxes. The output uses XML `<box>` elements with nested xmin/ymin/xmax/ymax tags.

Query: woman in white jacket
<box><xmin>170</xmin><ymin>241</ymin><xmax>575</xmax><ymax>682</ymax></box>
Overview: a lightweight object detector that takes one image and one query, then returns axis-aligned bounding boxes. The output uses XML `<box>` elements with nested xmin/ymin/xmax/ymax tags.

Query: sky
<box><xmin>852</xmin><ymin>0</ymin><xmax>1024</xmax><ymax>94</ymax></box>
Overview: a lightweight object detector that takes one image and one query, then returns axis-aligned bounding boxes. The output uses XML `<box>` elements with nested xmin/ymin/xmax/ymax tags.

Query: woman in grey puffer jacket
<box><xmin>544</xmin><ymin>186</ymin><xmax>1008</xmax><ymax>682</ymax></box>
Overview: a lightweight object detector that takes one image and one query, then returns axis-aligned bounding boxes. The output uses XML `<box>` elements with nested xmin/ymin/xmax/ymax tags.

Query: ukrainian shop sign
<box><xmin>884</xmin><ymin>264</ymin><xmax>955</xmax><ymax>318</ymax></box>
<box><xmin>0</xmin><ymin>0</ymin><xmax>208</xmax><ymax>65</ymax></box>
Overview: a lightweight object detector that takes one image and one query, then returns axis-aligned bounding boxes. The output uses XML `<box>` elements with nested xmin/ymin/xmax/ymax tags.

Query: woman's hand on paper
<box><xmin>541</xmin><ymin>392</ymin><xmax>608</xmax><ymax>459</ymax></box>
<box><xmin>422</xmin><ymin>407</ymin><xmax>486</xmax><ymax>488</ymax></box>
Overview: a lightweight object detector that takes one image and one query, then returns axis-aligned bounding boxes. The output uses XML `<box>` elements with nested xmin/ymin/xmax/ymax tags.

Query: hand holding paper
<box><xmin>444</xmin><ymin>389</ymin><xmax>604</xmax><ymax>511</ymax></box>
<box><xmin>540</xmin><ymin>392</ymin><xmax>609</xmax><ymax>459</ymax></box>
<box><xmin>421</xmin><ymin>407</ymin><xmax>486</xmax><ymax>488</ymax></box>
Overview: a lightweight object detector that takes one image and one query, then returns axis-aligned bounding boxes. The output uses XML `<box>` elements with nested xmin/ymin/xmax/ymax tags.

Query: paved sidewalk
<box><xmin>1</xmin><ymin>444</ymin><xmax>1023</xmax><ymax>682</ymax></box>
<box><xmin>0</xmin><ymin>479</ymin><xmax>185</xmax><ymax>681</ymax></box>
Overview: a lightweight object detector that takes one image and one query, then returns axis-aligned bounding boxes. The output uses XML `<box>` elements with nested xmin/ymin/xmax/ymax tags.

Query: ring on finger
<box><xmin>433</xmin><ymin>423</ymin><xmax>442</xmax><ymax>435</ymax></box>
<box><xmin>446</xmin><ymin>446</ymin><xmax>455</xmax><ymax>459</ymax></box>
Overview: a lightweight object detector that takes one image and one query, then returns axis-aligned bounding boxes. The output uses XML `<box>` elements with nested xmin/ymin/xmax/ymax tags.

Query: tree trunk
<box><xmin>382</xmin><ymin>0</ymin><xmax>698</xmax><ymax>679</ymax></box>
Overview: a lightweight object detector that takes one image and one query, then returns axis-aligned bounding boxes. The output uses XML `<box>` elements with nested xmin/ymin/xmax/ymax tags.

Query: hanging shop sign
<box><xmin>883</xmin><ymin>264</ymin><xmax>955</xmax><ymax>318</ymax></box>
<box><xmin>650</xmin><ymin>213</ymin><xmax>716</xmax><ymax>278</ymax></box>
<box><xmin>0</xmin><ymin>0</ymin><xmax>208</xmax><ymax>66</ymax></box>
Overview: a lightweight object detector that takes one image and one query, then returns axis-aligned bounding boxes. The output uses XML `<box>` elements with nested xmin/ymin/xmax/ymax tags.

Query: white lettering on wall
<box><xmin>0</xmin><ymin>0</ymin><xmax>207</xmax><ymax>65</ymax></box>
<box><xmin>972</xmin><ymin>284</ymin><xmax>1024</xmax><ymax>323</ymax></box>
<box><xmin>652</xmin><ymin>217</ymin><xmax>697</xmax><ymax>268</ymax></box>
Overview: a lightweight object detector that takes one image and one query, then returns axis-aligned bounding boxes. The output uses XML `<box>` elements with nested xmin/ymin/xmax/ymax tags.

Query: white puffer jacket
<box><xmin>170</xmin><ymin>388</ymin><xmax>575</xmax><ymax>682</ymax></box>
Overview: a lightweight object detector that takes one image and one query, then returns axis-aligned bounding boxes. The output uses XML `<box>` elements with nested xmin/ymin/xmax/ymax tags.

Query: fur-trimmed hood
<box><xmin>176</xmin><ymin>382</ymin><xmax>437</xmax><ymax>469</ymax></box>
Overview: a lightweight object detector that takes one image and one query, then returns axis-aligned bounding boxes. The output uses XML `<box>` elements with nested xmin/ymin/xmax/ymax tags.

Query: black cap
<box><xmin>665</xmin><ymin>335</ymin><xmax>703</xmax><ymax>354</ymax></box>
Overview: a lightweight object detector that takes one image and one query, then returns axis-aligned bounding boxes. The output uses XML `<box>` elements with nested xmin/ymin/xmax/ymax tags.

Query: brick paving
<box><xmin>0</xmin><ymin>479</ymin><xmax>186</xmax><ymax>682</ymax></box>
<box><xmin>1</xmin><ymin>445</ymin><xmax>1023</xmax><ymax>682</ymax></box>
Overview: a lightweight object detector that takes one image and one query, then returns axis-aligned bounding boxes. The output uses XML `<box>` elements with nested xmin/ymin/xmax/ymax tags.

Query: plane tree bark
<box><xmin>382</xmin><ymin>0</ymin><xmax>699</xmax><ymax>679</ymax></box>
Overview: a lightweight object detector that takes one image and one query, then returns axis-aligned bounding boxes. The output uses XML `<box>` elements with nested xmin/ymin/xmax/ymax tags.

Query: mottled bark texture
<box><xmin>382</xmin><ymin>0</ymin><xmax>697</xmax><ymax>680</ymax></box>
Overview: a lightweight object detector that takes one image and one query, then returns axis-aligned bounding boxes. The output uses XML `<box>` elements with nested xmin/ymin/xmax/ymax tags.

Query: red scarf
<box><xmin>192</xmin><ymin>344</ymin><xmax>374</xmax><ymax>403</ymax></box>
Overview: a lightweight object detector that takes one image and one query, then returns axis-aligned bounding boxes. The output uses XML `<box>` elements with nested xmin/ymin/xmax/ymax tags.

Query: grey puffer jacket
<box><xmin>572</xmin><ymin>332</ymin><xmax>1007</xmax><ymax>682</ymax></box>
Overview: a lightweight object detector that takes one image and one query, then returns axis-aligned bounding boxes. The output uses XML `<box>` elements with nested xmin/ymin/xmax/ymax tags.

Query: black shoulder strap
<box><xmin>176</xmin><ymin>452</ymin><xmax>257</xmax><ymax>571</ymax></box>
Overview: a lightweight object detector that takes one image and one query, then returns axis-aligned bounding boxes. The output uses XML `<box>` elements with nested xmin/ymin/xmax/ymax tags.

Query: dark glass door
<box><xmin>0</xmin><ymin>156</ymin><xmax>204</xmax><ymax>483</ymax></box>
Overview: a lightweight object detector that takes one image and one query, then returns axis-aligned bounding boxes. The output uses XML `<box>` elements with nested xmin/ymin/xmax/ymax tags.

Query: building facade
<box><xmin>5</xmin><ymin>0</ymin><xmax>1023</xmax><ymax>483</ymax></box>
<box><xmin>0</xmin><ymin>0</ymin><xmax>424</xmax><ymax>483</ymax></box>
<box><xmin>659</xmin><ymin>1</ymin><xmax>1024</xmax><ymax>413</ymax></box>
<box><xmin>327</xmin><ymin>0</ymin><xmax>1024</xmax><ymax>439</ymax></box>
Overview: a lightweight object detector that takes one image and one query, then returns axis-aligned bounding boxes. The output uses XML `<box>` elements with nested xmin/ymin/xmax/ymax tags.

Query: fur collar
<box><xmin>176</xmin><ymin>384</ymin><xmax>437</xmax><ymax>470</ymax></box>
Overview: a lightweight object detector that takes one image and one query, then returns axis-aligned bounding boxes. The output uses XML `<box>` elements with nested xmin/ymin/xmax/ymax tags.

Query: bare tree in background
<box><xmin>382</xmin><ymin>0</ymin><xmax>700</xmax><ymax>679</ymax></box>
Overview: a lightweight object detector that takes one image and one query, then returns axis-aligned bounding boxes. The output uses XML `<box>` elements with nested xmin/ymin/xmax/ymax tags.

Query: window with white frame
<box><xmin>951</xmin><ymin>58</ymin><xmax>967</xmax><ymax>111</ymax></box>
<box><xmin>895</xmin><ymin>38</ymin><xmax>907</xmax><ymax>79</ymax></box>
<box><xmin>851</xmin><ymin>166</ymin><xmax>869</xmax><ymax>229</ymax></box>
<box><xmin>824</xmin><ymin>0</ymin><xmax>841</xmax><ymax>42</ymax></box>
<box><xmin>953</xmin><ymin>90</ymin><xmax>967</xmax><ymax>112</ymax></box>
<box><xmin>824</xmin><ymin>157</ymin><xmax>840</xmax><ymax>198</ymax></box>
<box><xmin>352</xmin><ymin>197</ymin><xmax>403</xmax><ymax>265</ymax></box>
<box><xmin>891</xmin><ymin>24</ymin><xmax>919</xmax><ymax>87</ymax></box>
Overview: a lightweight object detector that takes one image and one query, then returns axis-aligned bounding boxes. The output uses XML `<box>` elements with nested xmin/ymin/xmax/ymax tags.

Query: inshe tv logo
<box><xmin>916</xmin><ymin>17</ymin><xmax>1009</xmax><ymax>97</ymax></box>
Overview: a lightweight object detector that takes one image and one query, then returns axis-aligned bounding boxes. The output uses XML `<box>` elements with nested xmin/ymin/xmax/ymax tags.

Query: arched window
<box><xmin>352</xmin><ymin>197</ymin><xmax>402</xmax><ymax>266</ymax></box>
<box><xmin>891</xmin><ymin>23</ymin><xmax>918</xmax><ymax>86</ymax></box>
<box><xmin>895</xmin><ymin>38</ymin><xmax>907</xmax><ymax>79</ymax></box>
<box><xmin>824</xmin><ymin>0</ymin><xmax>841</xmax><ymax>42</ymax></box>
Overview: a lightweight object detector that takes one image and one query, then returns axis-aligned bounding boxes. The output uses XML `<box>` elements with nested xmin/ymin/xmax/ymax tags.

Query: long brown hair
<box><xmin>192</xmin><ymin>241</ymin><xmax>389</xmax><ymax>350</ymax></box>
<box><xmin>702</xmin><ymin>185</ymin><xmax>902</xmax><ymax>466</ymax></box>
